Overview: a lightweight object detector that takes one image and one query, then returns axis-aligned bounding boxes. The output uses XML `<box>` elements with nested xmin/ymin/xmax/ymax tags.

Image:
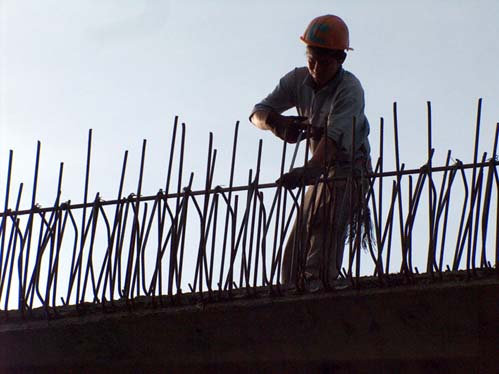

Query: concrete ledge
<box><xmin>1</xmin><ymin>276</ymin><xmax>498</xmax><ymax>372</ymax></box>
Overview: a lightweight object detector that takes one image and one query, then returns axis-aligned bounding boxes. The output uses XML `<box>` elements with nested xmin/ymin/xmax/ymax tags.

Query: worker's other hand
<box><xmin>297</xmin><ymin>124</ymin><xmax>324</xmax><ymax>141</ymax></box>
<box><xmin>276</xmin><ymin>166</ymin><xmax>323</xmax><ymax>189</ymax></box>
<box><xmin>266</xmin><ymin>112</ymin><xmax>308</xmax><ymax>143</ymax></box>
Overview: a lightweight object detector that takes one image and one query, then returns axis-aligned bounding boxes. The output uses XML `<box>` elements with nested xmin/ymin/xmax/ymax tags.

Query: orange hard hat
<box><xmin>300</xmin><ymin>15</ymin><xmax>353</xmax><ymax>51</ymax></box>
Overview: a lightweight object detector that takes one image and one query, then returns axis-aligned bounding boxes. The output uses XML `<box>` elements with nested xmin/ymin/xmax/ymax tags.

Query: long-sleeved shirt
<box><xmin>251</xmin><ymin>66</ymin><xmax>371</xmax><ymax>162</ymax></box>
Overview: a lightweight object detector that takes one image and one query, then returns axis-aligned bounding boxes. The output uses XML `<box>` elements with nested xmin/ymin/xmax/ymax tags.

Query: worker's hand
<box><xmin>266</xmin><ymin>112</ymin><xmax>309</xmax><ymax>143</ymax></box>
<box><xmin>297</xmin><ymin>124</ymin><xmax>325</xmax><ymax>141</ymax></box>
<box><xmin>276</xmin><ymin>166</ymin><xmax>323</xmax><ymax>189</ymax></box>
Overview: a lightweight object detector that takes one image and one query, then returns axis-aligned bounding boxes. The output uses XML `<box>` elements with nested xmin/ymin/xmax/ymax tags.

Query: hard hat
<box><xmin>300</xmin><ymin>15</ymin><xmax>353</xmax><ymax>51</ymax></box>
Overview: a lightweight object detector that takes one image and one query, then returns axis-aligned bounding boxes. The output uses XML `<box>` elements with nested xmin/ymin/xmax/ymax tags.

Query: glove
<box><xmin>298</xmin><ymin>124</ymin><xmax>325</xmax><ymax>142</ymax></box>
<box><xmin>276</xmin><ymin>166</ymin><xmax>323</xmax><ymax>189</ymax></box>
<box><xmin>266</xmin><ymin>112</ymin><xmax>308</xmax><ymax>143</ymax></box>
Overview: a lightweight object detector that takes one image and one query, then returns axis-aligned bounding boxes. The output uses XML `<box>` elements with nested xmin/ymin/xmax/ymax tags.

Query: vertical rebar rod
<box><xmin>392</xmin><ymin>103</ymin><xmax>407</xmax><ymax>276</ymax></box>
<box><xmin>194</xmin><ymin>132</ymin><xmax>214</xmax><ymax>295</ymax></box>
<box><xmin>435</xmin><ymin>151</ymin><xmax>453</xmax><ymax>272</ymax></box>
<box><xmin>218</xmin><ymin>122</ymin><xmax>239</xmax><ymax>294</ymax></box>
<box><xmin>467</xmin><ymin>99</ymin><xmax>482</xmax><ymax>274</ymax></box>
<box><xmin>492</xmin><ymin>123</ymin><xmax>499</xmax><ymax>272</ymax></box>
<box><xmin>81</xmin><ymin>193</ymin><xmax>100</xmax><ymax>302</ymax></box>
<box><xmin>470</xmin><ymin>153</ymin><xmax>487</xmax><ymax>273</ymax></box>
<box><xmin>75</xmin><ymin>130</ymin><xmax>92</xmax><ymax>305</ymax></box>
<box><xmin>125</xmin><ymin>139</ymin><xmax>147</xmax><ymax>300</ymax></box>
<box><xmin>5</xmin><ymin>184</ymin><xmax>23</xmax><ymax>312</ymax></box>
<box><xmin>239</xmin><ymin>169</ymin><xmax>253</xmax><ymax>288</ymax></box>
<box><xmin>208</xmin><ymin>193</ymin><xmax>219</xmax><ymax>293</ymax></box>
<box><xmin>270</xmin><ymin>136</ymin><xmax>288</xmax><ymax>285</ymax></box>
<box><xmin>246</xmin><ymin>139</ymin><xmax>263</xmax><ymax>288</ymax></box>
<box><xmin>378</xmin><ymin>118</ymin><xmax>384</xmax><ymax>276</ymax></box>
<box><xmin>480</xmin><ymin>125</ymin><xmax>498</xmax><ymax>268</ymax></box>
<box><xmin>20</xmin><ymin>141</ymin><xmax>41</xmax><ymax>313</ymax></box>
<box><xmin>167</xmin><ymin>122</ymin><xmax>186</xmax><ymax>298</ymax></box>
<box><xmin>0</xmin><ymin>150</ymin><xmax>13</xmax><ymax>290</ymax></box>
<box><xmin>452</xmin><ymin>164</ymin><xmax>470</xmax><ymax>270</ymax></box>
<box><xmin>426</xmin><ymin>101</ymin><xmax>436</xmax><ymax>274</ymax></box>
<box><xmin>177</xmin><ymin>173</ymin><xmax>193</xmax><ymax>294</ymax></box>
<box><xmin>155</xmin><ymin>118</ymin><xmax>178</xmax><ymax>299</ymax></box>
<box><xmin>103</xmin><ymin>150</ymin><xmax>128</xmax><ymax>305</ymax></box>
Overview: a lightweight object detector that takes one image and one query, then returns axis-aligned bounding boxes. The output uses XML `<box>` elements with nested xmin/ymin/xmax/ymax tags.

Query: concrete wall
<box><xmin>1</xmin><ymin>277</ymin><xmax>498</xmax><ymax>373</ymax></box>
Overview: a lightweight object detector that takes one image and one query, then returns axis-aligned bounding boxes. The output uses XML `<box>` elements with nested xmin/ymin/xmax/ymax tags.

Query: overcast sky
<box><xmin>1</xmin><ymin>0</ymin><xmax>499</xmax><ymax>208</ymax></box>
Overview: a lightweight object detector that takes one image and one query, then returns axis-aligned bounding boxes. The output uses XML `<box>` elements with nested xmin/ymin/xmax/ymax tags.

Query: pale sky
<box><xmin>1</xmin><ymin>0</ymin><xmax>499</xmax><ymax>208</ymax></box>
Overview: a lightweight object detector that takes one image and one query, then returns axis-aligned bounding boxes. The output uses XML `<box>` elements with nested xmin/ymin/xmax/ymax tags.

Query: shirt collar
<box><xmin>303</xmin><ymin>67</ymin><xmax>345</xmax><ymax>93</ymax></box>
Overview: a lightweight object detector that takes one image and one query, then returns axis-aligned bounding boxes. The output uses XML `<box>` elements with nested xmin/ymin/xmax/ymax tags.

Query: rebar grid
<box><xmin>0</xmin><ymin>100</ymin><xmax>498</xmax><ymax>318</ymax></box>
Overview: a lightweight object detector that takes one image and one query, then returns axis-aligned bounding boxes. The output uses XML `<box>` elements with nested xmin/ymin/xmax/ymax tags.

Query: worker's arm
<box><xmin>250</xmin><ymin>110</ymin><xmax>272</xmax><ymax>130</ymax></box>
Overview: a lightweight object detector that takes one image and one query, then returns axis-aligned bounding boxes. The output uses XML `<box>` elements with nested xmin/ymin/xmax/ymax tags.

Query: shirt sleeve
<box><xmin>250</xmin><ymin>69</ymin><xmax>298</xmax><ymax>119</ymax></box>
<box><xmin>326</xmin><ymin>82</ymin><xmax>369</xmax><ymax>158</ymax></box>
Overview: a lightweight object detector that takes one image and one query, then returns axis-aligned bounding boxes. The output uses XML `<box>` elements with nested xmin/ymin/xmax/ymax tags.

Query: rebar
<box><xmin>0</xmin><ymin>100</ymin><xmax>498</xmax><ymax>318</ymax></box>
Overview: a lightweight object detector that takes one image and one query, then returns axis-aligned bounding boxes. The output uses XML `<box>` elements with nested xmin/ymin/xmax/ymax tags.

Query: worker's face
<box><xmin>306</xmin><ymin>49</ymin><xmax>341</xmax><ymax>88</ymax></box>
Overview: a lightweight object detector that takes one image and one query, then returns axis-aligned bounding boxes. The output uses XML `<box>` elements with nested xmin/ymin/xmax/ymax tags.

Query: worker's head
<box><xmin>301</xmin><ymin>15</ymin><xmax>351</xmax><ymax>87</ymax></box>
<box><xmin>305</xmin><ymin>46</ymin><xmax>346</xmax><ymax>87</ymax></box>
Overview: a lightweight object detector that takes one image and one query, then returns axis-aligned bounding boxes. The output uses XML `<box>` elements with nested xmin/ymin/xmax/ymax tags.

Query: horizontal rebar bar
<box><xmin>1</xmin><ymin>160</ymin><xmax>496</xmax><ymax>218</ymax></box>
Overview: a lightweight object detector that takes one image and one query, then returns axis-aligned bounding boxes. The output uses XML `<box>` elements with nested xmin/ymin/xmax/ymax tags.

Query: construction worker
<box><xmin>250</xmin><ymin>15</ymin><xmax>372</xmax><ymax>290</ymax></box>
